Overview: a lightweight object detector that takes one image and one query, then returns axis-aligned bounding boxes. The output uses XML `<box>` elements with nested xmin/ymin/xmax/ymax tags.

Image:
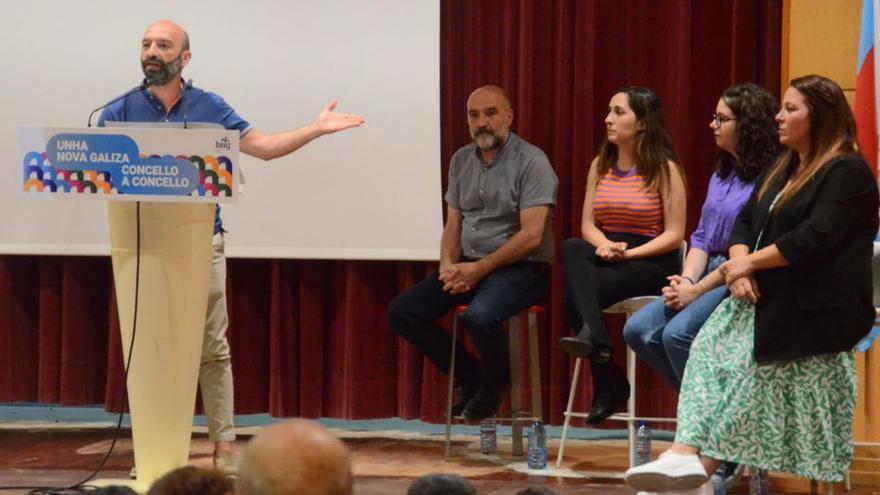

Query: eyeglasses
<box><xmin>712</xmin><ymin>113</ymin><xmax>737</xmax><ymax>126</ymax></box>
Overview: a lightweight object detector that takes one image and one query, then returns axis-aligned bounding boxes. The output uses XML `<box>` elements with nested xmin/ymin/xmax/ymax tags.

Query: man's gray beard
<box><xmin>143</xmin><ymin>55</ymin><xmax>183</xmax><ymax>86</ymax></box>
<box><xmin>474</xmin><ymin>132</ymin><xmax>501</xmax><ymax>151</ymax></box>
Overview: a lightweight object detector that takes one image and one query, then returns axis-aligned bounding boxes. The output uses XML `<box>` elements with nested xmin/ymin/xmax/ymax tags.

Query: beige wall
<box><xmin>783</xmin><ymin>0</ymin><xmax>861</xmax><ymax>104</ymax></box>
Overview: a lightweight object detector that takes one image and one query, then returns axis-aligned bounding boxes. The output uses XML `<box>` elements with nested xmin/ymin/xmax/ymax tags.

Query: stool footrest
<box><xmin>561</xmin><ymin>412</ymin><xmax>590</xmax><ymax>420</ymax></box>
<box><xmin>561</xmin><ymin>412</ymin><xmax>677</xmax><ymax>423</ymax></box>
<box><xmin>607</xmin><ymin>414</ymin><xmax>677</xmax><ymax>423</ymax></box>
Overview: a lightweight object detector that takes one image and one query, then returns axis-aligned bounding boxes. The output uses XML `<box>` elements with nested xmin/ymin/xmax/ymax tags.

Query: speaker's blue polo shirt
<box><xmin>98</xmin><ymin>85</ymin><xmax>252</xmax><ymax>234</ymax></box>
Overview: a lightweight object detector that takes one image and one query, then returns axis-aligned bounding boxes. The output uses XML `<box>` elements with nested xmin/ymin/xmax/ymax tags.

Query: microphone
<box><xmin>87</xmin><ymin>81</ymin><xmax>147</xmax><ymax>127</ymax></box>
<box><xmin>182</xmin><ymin>79</ymin><xmax>193</xmax><ymax>129</ymax></box>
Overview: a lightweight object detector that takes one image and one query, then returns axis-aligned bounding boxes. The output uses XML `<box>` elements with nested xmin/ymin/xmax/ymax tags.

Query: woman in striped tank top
<box><xmin>559</xmin><ymin>86</ymin><xmax>687</xmax><ymax>424</ymax></box>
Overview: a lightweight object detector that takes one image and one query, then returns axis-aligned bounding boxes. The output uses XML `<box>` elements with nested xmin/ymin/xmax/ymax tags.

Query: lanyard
<box><xmin>754</xmin><ymin>192</ymin><xmax>781</xmax><ymax>251</ymax></box>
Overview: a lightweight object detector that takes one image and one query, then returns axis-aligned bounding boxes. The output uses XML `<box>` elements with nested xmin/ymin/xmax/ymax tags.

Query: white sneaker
<box><xmin>625</xmin><ymin>451</ymin><xmax>708</xmax><ymax>492</ymax></box>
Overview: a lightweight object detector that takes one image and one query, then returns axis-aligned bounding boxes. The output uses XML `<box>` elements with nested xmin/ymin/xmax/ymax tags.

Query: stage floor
<box><xmin>0</xmin><ymin>423</ymin><xmax>877</xmax><ymax>494</ymax></box>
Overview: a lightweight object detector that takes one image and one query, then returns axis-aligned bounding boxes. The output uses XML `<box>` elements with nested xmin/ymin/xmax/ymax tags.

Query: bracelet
<box><xmin>682</xmin><ymin>276</ymin><xmax>696</xmax><ymax>285</ymax></box>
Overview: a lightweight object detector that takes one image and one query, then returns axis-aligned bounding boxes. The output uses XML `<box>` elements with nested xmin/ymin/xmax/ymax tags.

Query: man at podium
<box><xmin>98</xmin><ymin>19</ymin><xmax>364</xmax><ymax>473</ymax></box>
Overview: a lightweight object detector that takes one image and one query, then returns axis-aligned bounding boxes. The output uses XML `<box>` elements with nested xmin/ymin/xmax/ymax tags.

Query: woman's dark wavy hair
<box><xmin>717</xmin><ymin>83</ymin><xmax>783</xmax><ymax>181</ymax></box>
<box><xmin>596</xmin><ymin>85</ymin><xmax>684</xmax><ymax>193</ymax></box>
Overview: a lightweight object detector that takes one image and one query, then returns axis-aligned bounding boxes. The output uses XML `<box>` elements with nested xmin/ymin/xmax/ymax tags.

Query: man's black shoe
<box><xmin>461</xmin><ymin>387</ymin><xmax>507</xmax><ymax>421</ymax></box>
<box><xmin>450</xmin><ymin>382</ymin><xmax>479</xmax><ymax>417</ymax></box>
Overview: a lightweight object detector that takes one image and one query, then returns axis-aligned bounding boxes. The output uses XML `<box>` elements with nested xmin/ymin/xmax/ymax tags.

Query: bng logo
<box><xmin>215</xmin><ymin>136</ymin><xmax>231</xmax><ymax>151</ymax></box>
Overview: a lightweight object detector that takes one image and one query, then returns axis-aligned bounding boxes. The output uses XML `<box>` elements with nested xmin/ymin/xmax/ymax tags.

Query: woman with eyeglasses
<box><xmin>625</xmin><ymin>75</ymin><xmax>879</xmax><ymax>494</ymax></box>
<box><xmin>558</xmin><ymin>86</ymin><xmax>686</xmax><ymax>424</ymax></box>
<box><xmin>623</xmin><ymin>84</ymin><xmax>782</xmax><ymax>393</ymax></box>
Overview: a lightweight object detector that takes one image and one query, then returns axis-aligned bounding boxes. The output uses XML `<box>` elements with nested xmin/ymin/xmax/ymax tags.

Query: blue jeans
<box><xmin>622</xmin><ymin>255</ymin><xmax>729</xmax><ymax>390</ymax></box>
<box><xmin>387</xmin><ymin>261</ymin><xmax>548</xmax><ymax>390</ymax></box>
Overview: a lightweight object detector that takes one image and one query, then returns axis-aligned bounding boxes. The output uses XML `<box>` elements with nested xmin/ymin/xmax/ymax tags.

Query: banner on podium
<box><xmin>19</xmin><ymin>126</ymin><xmax>239</xmax><ymax>203</ymax></box>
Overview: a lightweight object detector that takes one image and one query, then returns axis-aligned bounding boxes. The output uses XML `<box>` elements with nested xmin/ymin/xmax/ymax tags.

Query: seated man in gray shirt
<box><xmin>388</xmin><ymin>85</ymin><xmax>558</xmax><ymax>420</ymax></box>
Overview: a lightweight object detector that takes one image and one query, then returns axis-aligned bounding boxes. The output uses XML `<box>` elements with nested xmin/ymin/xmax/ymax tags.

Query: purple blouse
<box><xmin>690</xmin><ymin>171</ymin><xmax>756</xmax><ymax>255</ymax></box>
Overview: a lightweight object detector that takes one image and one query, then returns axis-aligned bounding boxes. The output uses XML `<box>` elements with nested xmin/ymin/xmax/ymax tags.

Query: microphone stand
<box><xmin>182</xmin><ymin>79</ymin><xmax>193</xmax><ymax>129</ymax></box>
<box><xmin>87</xmin><ymin>81</ymin><xmax>147</xmax><ymax>127</ymax></box>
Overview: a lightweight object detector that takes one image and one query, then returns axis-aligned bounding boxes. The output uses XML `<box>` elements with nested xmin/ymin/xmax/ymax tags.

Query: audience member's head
<box><xmin>406</xmin><ymin>473</ymin><xmax>477</xmax><ymax>495</ymax></box>
<box><xmin>515</xmin><ymin>487</ymin><xmax>560</xmax><ymax>495</ymax></box>
<box><xmin>237</xmin><ymin>419</ymin><xmax>352</xmax><ymax>495</ymax></box>
<box><xmin>146</xmin><ymin>465</ymin><xmax>232</xmax><ymax>495</ymax></box>
<box><xmin>92</xmin><ymin>486</ymin><xmax>139</xmax><ymax>495</ymax></box>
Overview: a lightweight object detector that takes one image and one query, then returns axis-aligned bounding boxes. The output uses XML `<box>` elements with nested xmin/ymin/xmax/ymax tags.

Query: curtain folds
<box><xmin>2</xmin><ymin>1</ymin><xmax>790</xmax><ymax>428</ymax></box>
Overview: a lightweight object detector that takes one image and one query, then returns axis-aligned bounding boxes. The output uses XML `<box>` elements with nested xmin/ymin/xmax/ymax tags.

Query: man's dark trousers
<box><xmin>388</xmin><ymin>261</ymin><xmax>548</xmax><ymax>391</ymax></box>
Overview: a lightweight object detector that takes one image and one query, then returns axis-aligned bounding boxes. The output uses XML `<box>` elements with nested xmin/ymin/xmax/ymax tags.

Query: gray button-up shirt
<box><xmin>444</xmin><ymin>132</ymin><xmax>558</xmax><ymax>262</ymax></box>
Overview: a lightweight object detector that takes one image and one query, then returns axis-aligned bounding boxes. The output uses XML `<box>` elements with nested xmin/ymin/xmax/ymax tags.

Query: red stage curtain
<box><xmin>1</xmin><ymin>0</ymin><xmax>780</xmax><ymax>426</ymax></box>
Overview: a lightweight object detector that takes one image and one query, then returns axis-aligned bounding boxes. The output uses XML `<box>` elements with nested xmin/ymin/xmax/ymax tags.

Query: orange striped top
<box><xmin>592</xmin><ymin>166</ymin><xmax>663</xmax><ymax>237</ymax></box>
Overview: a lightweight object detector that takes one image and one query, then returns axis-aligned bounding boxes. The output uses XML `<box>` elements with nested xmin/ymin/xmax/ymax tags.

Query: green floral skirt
<box><xmin>675</xmin><ymin>297</ymin><xmax>856</xmax><ymax>482</ymax></box>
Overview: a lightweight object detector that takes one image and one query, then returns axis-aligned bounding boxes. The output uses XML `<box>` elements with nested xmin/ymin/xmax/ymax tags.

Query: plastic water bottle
<box><xmin>527</xmin><ymin>421</ymin><xmax>547</xmax><ymax>469</ymax></box>
<box><xmin>479</xmin><ymin>419</ymin><xmax>497</xmax><ymax>455</ymax></box>
<box><xmin>634</xmin><ymin>421</ymin><xmax>652</xmax><ymax>466</ymax></box>
<box><xmin>749</xmin><ymin>467</ymin><xmax>768</xmax><ymax>495</ymax></box>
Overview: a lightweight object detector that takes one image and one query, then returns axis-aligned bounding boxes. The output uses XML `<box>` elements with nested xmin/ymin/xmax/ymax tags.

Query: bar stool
<box><xmin>444</xmin><ymin>304</ymin><xmax>545</xmax><ymax>460</ymax></box>
<box><xmin>556</xmin><ymin>297</ymin><xmax>678</xmax><ymax>471</ymax></box>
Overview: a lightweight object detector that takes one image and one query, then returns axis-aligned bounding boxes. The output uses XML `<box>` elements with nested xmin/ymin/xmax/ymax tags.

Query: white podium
<box><xmin>109</xmin><ymin>201</ymin><xmax>214</xmax><ymax>488</ymax></box>
<box><xmin>19</xmin><ymin>125</ymin><xmax>240</xmax><ymax>491</ymax></box>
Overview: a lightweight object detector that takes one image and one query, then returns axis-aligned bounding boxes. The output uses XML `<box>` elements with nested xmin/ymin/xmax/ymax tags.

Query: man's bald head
<box><xmin>144</xmin><ymin>20</ymin><xmax>190</xmax><ymax>51</ymax></box>
<box><xmin>237</xmin><ymin>419</ymin><xmax>352</xmax><ymax>495</ymax></box>
<box><xmin>141</xmin><ymin>20</ymin><xmax>191</xmax><ymax>87</ymax></box>
<box><xmin>467</xmin><ymin>85</ymin><xmax>511</xmax><ymax>110</ymax></box>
